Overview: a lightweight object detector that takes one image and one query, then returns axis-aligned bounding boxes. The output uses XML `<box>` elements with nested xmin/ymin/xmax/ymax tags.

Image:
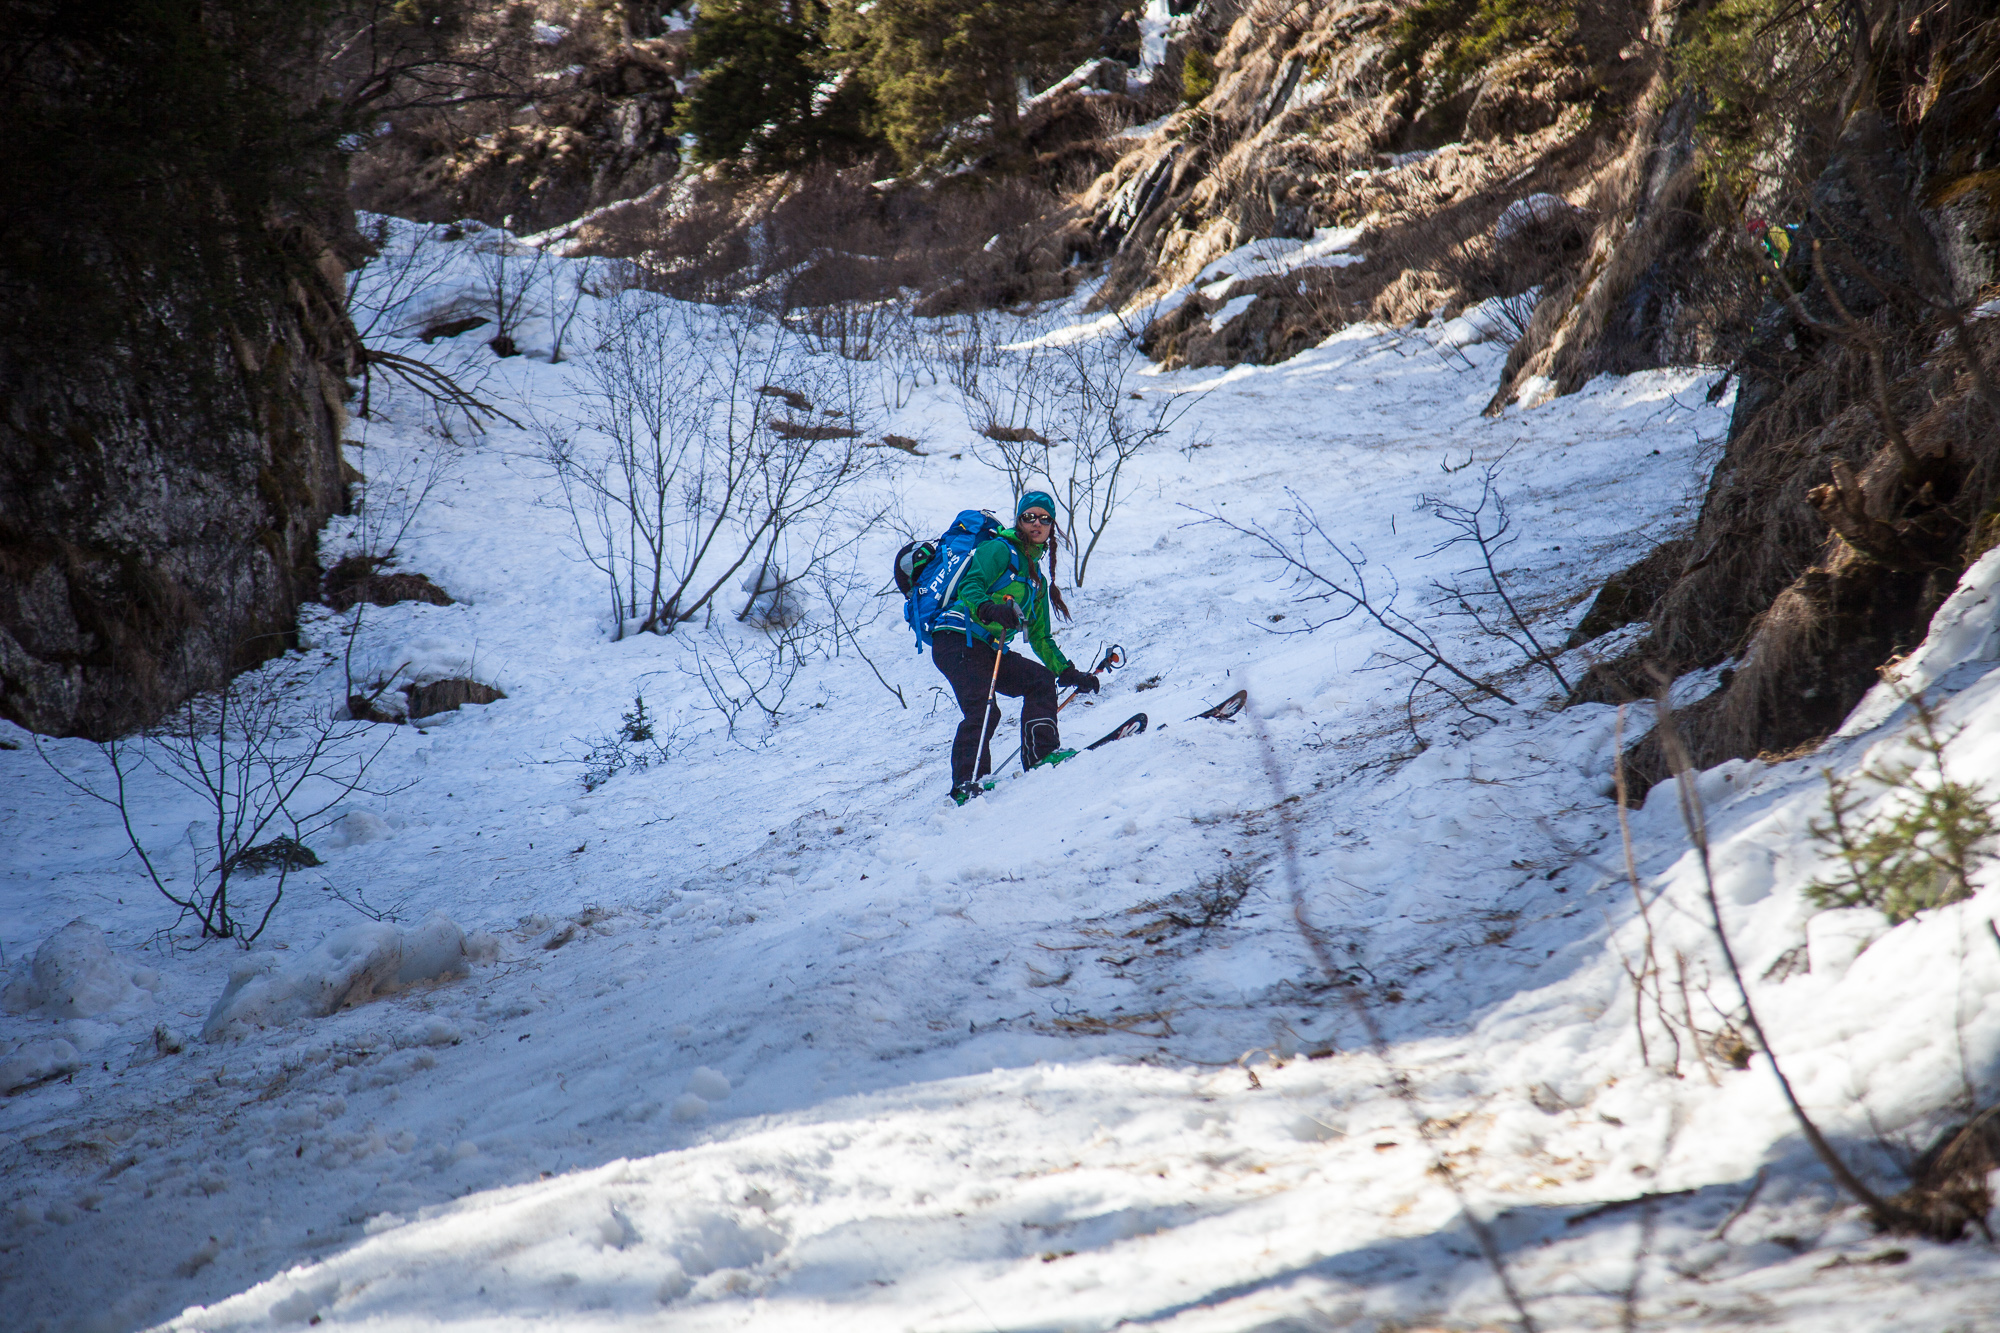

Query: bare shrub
<box><xmin>540</xmin><ymin>295</ymin><xmax>892</xmax><ymax>639</ymax></box>
<box><xmin>346</xmin><ymin>219</ymin><xmax>520</xmax><ymax>435</ymax></box>
<box><xmin>959</xmin><ymin>318</ymin><xmax>1193</xmax><ymax>586</ymax></box>
<box><xmin>1421</xmin><ymin>458</ymin><xmax>1572</xmax><ymax>694</ymax></box>
<box><xmin>1649</xmin><ymin>680</ymin><xmax>1921</xmax><ymax>1233</ymax></box>
<box><xmin>472</xmin><ymin>233</ymin><xmax>541</xmax><ymax>358</ymax></box>
<box><xmin>347</xmin><ymin>216</ymin><xmax>459</xmax><ymax>343</ymax></box>
<box><xmin>38</xmin><ymin>673</ymin><xmax>406</xmax><ymax>944</ymax></box>
<box><xmin>1198</xmin><ymin>489</ymin><xmax>1518</xmax><ymax>735</ymax></box>
<box><xmin>686</xmin><ymin>541</ymin><xmax>894</xmax><ymax>741</ymax></box>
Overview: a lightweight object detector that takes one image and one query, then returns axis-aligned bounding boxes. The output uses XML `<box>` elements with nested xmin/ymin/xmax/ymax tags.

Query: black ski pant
<box><xmin>932</xmin><ymin>634</ymin><xmax>1061</xmax><ymax>788</ymax></box>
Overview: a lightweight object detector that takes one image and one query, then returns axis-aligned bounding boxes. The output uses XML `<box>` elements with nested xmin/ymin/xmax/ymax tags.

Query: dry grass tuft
<box><xmin>323</xmin><ymin>555</ymin><xmax>454</xmax><ymax>614</ymax></box>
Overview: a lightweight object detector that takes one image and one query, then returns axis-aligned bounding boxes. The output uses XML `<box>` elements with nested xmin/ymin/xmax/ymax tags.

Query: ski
<box><xmin>963</xmin><ymin>711</ymin><xmax>1146</xmax><ymax>800</ymax></box>
<box><xmin>1191</xmin><ymin>688</ymin><xmax>1247</xmax><ymax>721</ymax></box>
<box><xmin>1085</xmin><ymin>712</ymin><xmax>1148</xmax><ymax>750</ymax></box>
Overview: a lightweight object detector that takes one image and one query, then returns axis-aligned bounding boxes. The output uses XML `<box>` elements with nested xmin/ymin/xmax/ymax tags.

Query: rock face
<box><xmin>1584</xmin><ymin>89</ymin><xmax>2000</xmax><ymax>791</ymax></box>
<box><xmin>1054</xmin><ymin>0</ymin><xmax>1998</xmax><ymax>780</ymax></box>
<box><xmin>0</xmin><ymin>0</ymin><xmax>363</xmax><ymax>740</ymax></box>
<box><xmin>1070</xmin><ymin>0</ymin><xmax>1657</xmax><ymax>372</ymax></box>
<box><xmin>0</xmin><ymin>234</ymin><xmax>357</xmax><ymax>739</ymax></box>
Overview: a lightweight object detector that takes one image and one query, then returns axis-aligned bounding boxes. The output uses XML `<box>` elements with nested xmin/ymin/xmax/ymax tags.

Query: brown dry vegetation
<box><xmin>1058</xmin><ymin>0</ymin><xmax>1996</xmax><ymax>795</ymax></box>
<box><xmin>348</xmin><ymin>11</ymin><xmax>689</xmax><ymax>233</ymax></box>
<box><xmin>322</xmin><ymin>555</ymin><xmax>455</xmax><ymax>614</ymax></box>
<box><xmin>567</xmin><ymin>85</ymin><xmax>1154</xmax><ymax>311</ymax></box>
<box><xmin>1072</xmin><ymin>0</ymin><xmax>1662</xmax><ymax>370</ymax></box>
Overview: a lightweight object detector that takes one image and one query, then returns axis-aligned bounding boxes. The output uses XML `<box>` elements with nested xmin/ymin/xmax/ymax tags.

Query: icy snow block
<box><xmin>1</xmin><ymin>919</ymin><xmax>136</xmax><ymax>1018</ymax></box>
<box><xmin>325</xmin><ymin>809</ymin><xmax>393</xmax><ymax>848</ymax></box>
<box><xmin>0</xmin><ymin>1037</ymin><xmax>82</xmax><ymax>1093</ymax></box>
<box><xmin>687</xmin><ymin>1067</ymin><xmax>732</xmax><ymax>1101</ymax></box>
<box><xmin>202</xmin><ymin>915</ymin><xmax>469</xmax><ymax>1041</ymax></box>
<box><xmin>397</xmin><ymin>914</ymin><xmax>469</xmax><ymax>987</ymax></box>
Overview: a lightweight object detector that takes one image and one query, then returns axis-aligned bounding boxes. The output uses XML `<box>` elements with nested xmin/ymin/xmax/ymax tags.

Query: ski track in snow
<box><xmin>4</xmin><ymin>223</ymin><xmax>2000</xmax><ymax>1331</ymax></box>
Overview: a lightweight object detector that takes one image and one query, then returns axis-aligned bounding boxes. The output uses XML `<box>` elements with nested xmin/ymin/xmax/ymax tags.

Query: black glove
<box><xmin>976</xmin><ymin>599</ymin><xmax>1021</xmax><ymax>630</ymax></box>
<box><xmin>1058</xmin><ymin>666</ymin><xmax>1100</xmax><ymax>694</ymax></box>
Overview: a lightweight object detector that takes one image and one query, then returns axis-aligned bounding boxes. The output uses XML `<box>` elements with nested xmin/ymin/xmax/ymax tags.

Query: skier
<box><xmin>931</xmin><ymin>492</ymin><xmax>1100</xmax><ymax>805</ymax></box>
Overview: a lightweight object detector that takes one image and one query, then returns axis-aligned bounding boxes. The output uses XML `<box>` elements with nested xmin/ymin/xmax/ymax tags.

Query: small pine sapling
<box><xmin>579</xmin><ymin>694</ymin><xmax>676</xmax><ymax>791</ymax></box>
<box><xmin>1808</xmin><ymin>690</ymin><xmax>1999</xmax><ymax>923</ymax></box>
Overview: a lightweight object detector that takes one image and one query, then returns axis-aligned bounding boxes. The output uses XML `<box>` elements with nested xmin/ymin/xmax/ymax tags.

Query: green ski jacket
<box><xmin>942</xmin><ymin>529</ymin><xmax>1072</xmax><ymax>673</ymax></box>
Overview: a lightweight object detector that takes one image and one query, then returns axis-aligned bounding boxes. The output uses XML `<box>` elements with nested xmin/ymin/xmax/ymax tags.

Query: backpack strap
<box><xmin>935</xmin><ymin>549</ymin><xmax>980</xmax><ymax>623</ymax></box>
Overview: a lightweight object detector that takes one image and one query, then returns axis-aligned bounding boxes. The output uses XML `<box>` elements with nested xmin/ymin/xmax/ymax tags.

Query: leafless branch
<box><xmin>1422</xmin><ymin>459</ymin><xmax>1571</xmax><ymax>693</ymax></box>
<box><xmin>1193</xmin><ymin>491</ymin><xmax>1517</xmax><ymax>716</ymax></box>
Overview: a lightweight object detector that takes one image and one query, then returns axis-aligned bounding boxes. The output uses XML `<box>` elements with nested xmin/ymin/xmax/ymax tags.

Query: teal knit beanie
<box><xmin>1016</xmin><ymin>491</ymin><xmax>1056</xmax><ymax>522</ymax></box>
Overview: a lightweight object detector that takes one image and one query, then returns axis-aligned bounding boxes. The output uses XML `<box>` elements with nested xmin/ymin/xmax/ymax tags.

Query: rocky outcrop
<box><xmin>0</xmin><ymin>229</ymin><xmax>359</xmax><ymax>739</ymax></box>
<box><xmin>351</xmin><ymin>40</ymin><xmax>688</xmax><ymax>233</ymax></box>
<box><xmin>1057</xmin><ymin>0</ymin><xmax>1997</xmax><ymax>785</ymax></box>
<box><xmin>1069</xmin><ymin>0</ymin><xmax>1655</xmax><ymax>370</ymax></box>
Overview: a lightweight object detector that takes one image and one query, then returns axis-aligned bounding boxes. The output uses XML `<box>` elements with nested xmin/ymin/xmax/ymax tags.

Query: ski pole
<box><xmin>971</xmin><ymin>597</ymin><xmax>1011</xmax><ymax>781</ymax></box>
<box><xmin>1054</xmin><ymin>643</ymin><xmax>1125</xmax><ymax>713</ymax></box>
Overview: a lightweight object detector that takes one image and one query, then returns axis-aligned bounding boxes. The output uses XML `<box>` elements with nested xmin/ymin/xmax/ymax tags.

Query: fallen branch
<box><xmin>361</xmin><ymin>347</ymin><xmax>522</xmax><ymax>429</ymax></box>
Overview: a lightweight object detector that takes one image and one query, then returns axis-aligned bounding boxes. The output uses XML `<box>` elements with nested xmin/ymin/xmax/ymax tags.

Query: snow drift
<box><xmin>201</xmin><ymin>914</ymin><xmax>470</xmax><ymax>1042</ymax></box>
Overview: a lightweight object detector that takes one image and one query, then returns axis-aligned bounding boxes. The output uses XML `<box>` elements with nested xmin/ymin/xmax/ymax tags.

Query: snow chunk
<box><xmin>686</xmin><ymin>1066</ymin><xmax>732</xmax><ymax>1101</ymax></box>
<box><xmin>268</xmin><ymin>1279</ymin><xmax>340</xmax><ymax>1324</ymax></box>
<box><xmin>0</xmin><ymin>1037</ymin><xmax>81</xmax><ymax>1093</ymax></box>
<box><xmin>671</xmin><ymin>1093</ymin><xmax>709</xmax><ymax>1122</ymax></box>
<box><xmin>201</xmin><ymin>914</ymin><xmax>469</xmax><ymax>1041</ymax></box>
<box><xmin>1495</xmin><ymin>192</ymin><xmax>1583</xmax><ymax>243</ymax></box>
<box><xmin>397</xmin><ymin>914</ymin><xmax>471</xmax><ymax>986</ymax></box>
<box><xmin>1</xmin><ymin>919</ymin><xmax>136</xmax><ymax>1018</ymax></box>
<box><xmin>324</xmin><ymin>809</ymin><xmax>393</xmax><ymax>848</ymax></box>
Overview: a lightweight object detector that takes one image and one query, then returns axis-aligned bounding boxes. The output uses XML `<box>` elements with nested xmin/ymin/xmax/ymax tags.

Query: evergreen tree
<box><xmin>681</xmin><ymin>0</ymin><xmax>877</xmax><ymax>166</ymax></box>
<box><xmin>829</xmin><ymin>0</ymin><xmax>1088</xmax><ymax>165</ymax></box>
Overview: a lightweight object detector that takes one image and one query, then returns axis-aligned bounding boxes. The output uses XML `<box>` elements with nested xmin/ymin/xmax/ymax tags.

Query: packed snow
<box><xmin>4</xmin><ymin>218</ymin><xmax>1999</xmax><ymax>1333</ymax></box>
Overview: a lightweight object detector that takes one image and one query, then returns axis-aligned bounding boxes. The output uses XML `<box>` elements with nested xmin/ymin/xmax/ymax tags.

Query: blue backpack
<box><xmin>897</xmin><ymin>510</ymin><xmax>1014</xmax><ymax>650</ymax></box>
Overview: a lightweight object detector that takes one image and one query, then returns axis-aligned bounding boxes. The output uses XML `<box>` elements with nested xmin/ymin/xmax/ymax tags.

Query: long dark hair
<box><xmin>1043</xmin><ymin>524</ymin><xmax>1071</xmax><ymax>621</ymax></box>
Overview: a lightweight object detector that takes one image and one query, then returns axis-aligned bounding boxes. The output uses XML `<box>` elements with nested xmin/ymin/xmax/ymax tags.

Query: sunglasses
<box><xmin>1019</xmin><ymin>511</ymin><xmax>1054</xmax><ymax>526</ymax></box>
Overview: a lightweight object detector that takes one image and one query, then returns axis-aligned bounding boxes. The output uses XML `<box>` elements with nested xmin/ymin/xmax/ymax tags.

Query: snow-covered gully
<box><xmin>5</xmin><ymin>234</ymin><xmax>1999</xmax><ymax>1331</ymax></box>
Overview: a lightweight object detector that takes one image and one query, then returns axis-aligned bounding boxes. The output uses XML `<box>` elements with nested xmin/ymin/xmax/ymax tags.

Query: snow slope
<box><xmin>4</xmin><ymin>223</ymin><xmax>1999</xmax><ymax>1332</ymax></box>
